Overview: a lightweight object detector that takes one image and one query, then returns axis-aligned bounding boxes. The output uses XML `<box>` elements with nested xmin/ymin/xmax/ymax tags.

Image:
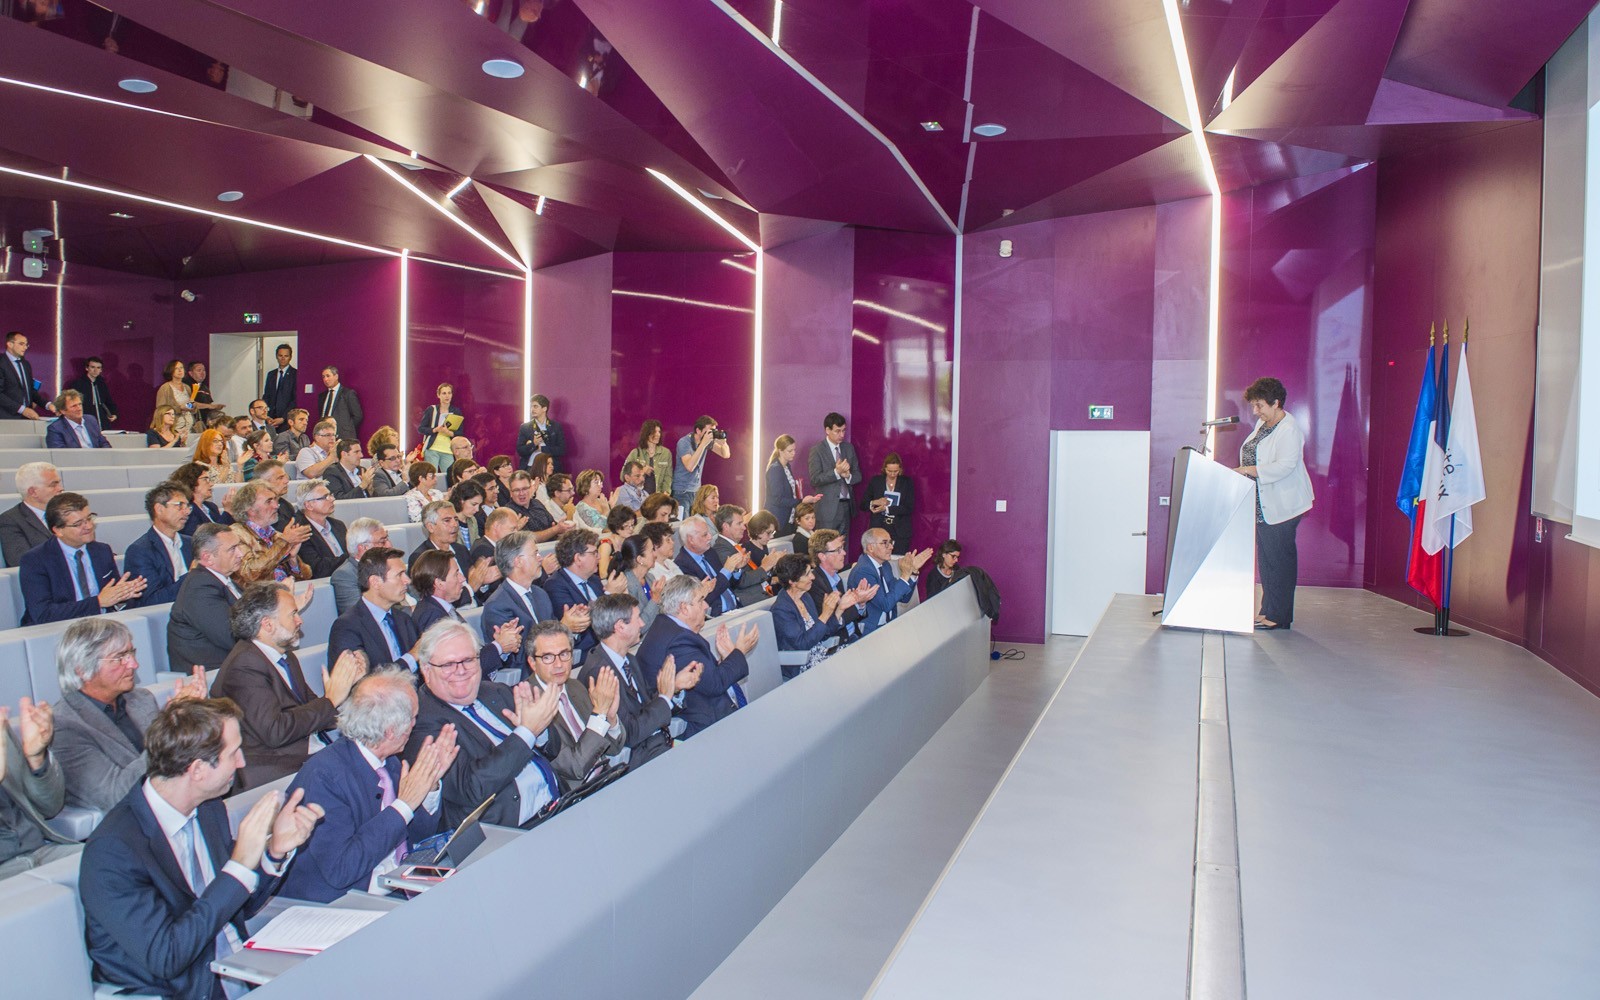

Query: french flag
<box><xmin>1405</xmin><ymin>342</ymin><xmax>1449</xmax><ymax>606</ymax></box>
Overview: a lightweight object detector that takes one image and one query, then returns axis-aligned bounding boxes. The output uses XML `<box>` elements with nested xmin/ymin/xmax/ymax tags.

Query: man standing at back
<box><xmin>672</xmin><ymin>415</ymin><xmax>729</xmax><ymax>512</ymax></box>
<box><xmin>65</xmin><ymin>356</ymin><xmax>117</xmax><ymax>429</ymax></box>
<box><xmin>807</xmin><ymin>412</ymin><xmax>860</xmax><ymax>537</ymax></box>
<box><xmin>262</xmin><ymin>342</ymin><xmax>296</xmax><ymax>431</ymax></box>
<box><xmin>317</xmin><ymin>366</ymin><xmax>363</xmax><ymax>441</ymax></box>
<box><xmin>0</xmin><ymin>330</ymin><xmax>54</xmax><ymax>420</ymax></box>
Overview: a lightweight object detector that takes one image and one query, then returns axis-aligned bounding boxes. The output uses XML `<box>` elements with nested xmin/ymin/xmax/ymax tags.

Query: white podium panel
<box><xmin>1161</xmin><ymin>449</ymin><xmax>1255</xmax><ymax>633</ymax></box>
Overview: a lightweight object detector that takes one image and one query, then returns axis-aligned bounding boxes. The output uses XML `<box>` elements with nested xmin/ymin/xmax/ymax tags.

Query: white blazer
<box><xmin>1242</xmin><ymin>411</ymin><xmax>1314</xmax><ymax>525</ymax></box>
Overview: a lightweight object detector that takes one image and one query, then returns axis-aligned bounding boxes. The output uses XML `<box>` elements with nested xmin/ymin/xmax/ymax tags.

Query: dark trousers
<box><xmin>1256</xmin><ymin>514</ymin><xmax>1302</xmax><ymax>625</ymax></box>
<box><xmin>820</xmin><ymin>498</ymin><xmax>853</xmax><ymax>537</ymax></box>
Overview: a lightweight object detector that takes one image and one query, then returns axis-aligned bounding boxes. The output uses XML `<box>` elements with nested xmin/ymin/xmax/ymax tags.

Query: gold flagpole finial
<box><xmin>1442</xmin><ymin>319</ymin><xmax>1449</xmax><ymax>344</ymax></box>
<box><xmin>1429</xmin><ymin>321</ymin><xmax>1436</xmax><ymax>346</ymax></box>
<box><xmin>1463</xmin><ymin>317</ymin><xmax>1469</xmax><ymax>344</ymax></box>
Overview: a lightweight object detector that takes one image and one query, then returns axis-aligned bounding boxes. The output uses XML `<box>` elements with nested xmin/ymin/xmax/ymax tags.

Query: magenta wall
<box><xmin>760</xmin><ymin>228</ymin><xmax>855</xmax><ymax>466</ymax></box>
<box><xmin>172</xmin><ymin>258</ymin><xmax>400</xmax><ymax>443</ymax></box>
<box><xmin>1367</xmin><ymin>123</ymin><xmax>1545</xmax><ymax>650</ymax></box>
<box><xmin>1217</xmin><ymin>166</ymin><xmax>1377</xmax><ymax>589</ymax></box>
<box><xmin>407</xmin><ymin>264</ymin><xmax>526</xmax><ymax>461</ymax></box>
<box><xmin>532</xmin><ymin>253</ymin><xmax>614</xmax><ymax>477</ymax></box>
<box><xmin>0</xmin><ymin>256</ymin><xmax>174</xmax><ymax>432</ymax></box>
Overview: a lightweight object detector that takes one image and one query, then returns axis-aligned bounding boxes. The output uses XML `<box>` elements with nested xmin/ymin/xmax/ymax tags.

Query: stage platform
<box><xmin>864</xmin><ymin>587</ymin><xmax>1600</xmax><ymax>999</ymax></box>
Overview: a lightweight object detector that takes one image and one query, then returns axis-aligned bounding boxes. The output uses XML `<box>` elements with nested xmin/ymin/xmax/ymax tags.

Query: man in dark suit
<box><xmin>211</xmin><ymin>582</ymin><xmax>366</xmax><ymax>789</ymax></box>
<box><xmin>328</xmin><ymin>547</ymin><xmax>421</xmax><ymax>671</ymax></box>
<box><xmin>544</xmin><ymin>528</ymin><xmax>618</xmax><ymax>658</ymax></box>
<box><xmin>44</xmin><ymin>390</ymin><xmax>111</xmax><ymax>448</ymax></box>
<box><xmin>582</xmin><ymin>594</ymin><xmax>699</xmax><ymax>768</ymax></box>
<box><xmin>294</xmin><ymin>480</ymin><xmax>348</xmax><ymax>579</ymax></box>
<box><xmin>367</xmin><ymin>444</ymin><xmax>411</xmax><ymax>498</ymax></box>
<box><xmin>635</xmin><ymin>575</ymin><xmax>758</xmax><ymax>739</ymax></box>
<box><xmin>515</xmin><ymin>393</ymin><xmax>567</xmax><ymax>471</ymax></box>
<box><xmin>281</xmin><ymin>670</ymin><xmax>456</xmax><ymax>902</ymax></box>
<box><xmin>167</xmin><ymin>524</ymin><xmax>246</xmax><ymax>672</ymax></box>
<box><xmin>806</xmin><ymin>411</ymin><xmax>862</xmax><ymax>537</ymax></box>
<box><xmin>79</xmin><ymin>698</ymin><xmax>323</xmax><ymax>1000</ymax></box>
<box><xmin>482</xmin><ymin>530</ymin><xmax>551</xmax><ymax>638</ymax></box>
<box><xmin>674</xmin><ymin>516</ymin><xmax>740</xmax><ymax>617</ymax></box>
<box><xmin>410</xmin><ymin>549</ymin><xmax>523</xmax><ymax>679</ymax></box>
<box><xmin>408</xmin><ymin>499</ymin><xmax>492</xmax><ymax>608</ymax></box>
<box><xmin>316</xmin><ymin>365</ymin><xmax>363</xmax><ymax>441</ymax></box>
<box><xmin>262</xmin><ymin>342</ymin><xmax>297</xmax><ymax>430</ymax></box>
<box><xmin>405</xmin><ymin>619</ymin><xmax>563</xmax><ymax>829</ymax></box>
<box><xmin>807</xmin><ymin>529</ymin><xmax>871</xmax><ymax>642</ymax></box>
<box><xmin>123</xmin><ymin>482</ymin><xmax>196</xmax><ymax>606</ymax></box>
<box><xmin>323</xmin><ymin>438</ymin><xmax>372</xmax><ymax>500</ymax></box>
<box><xmin>0</xmin><ymin>460</ymin><xmax>60</xmax><ymax>566</ymax></box>
<box><xmin>847</xmin><ymin>528</ymin><xmax>931</xmax><ymax>636</ymax></box>
<box><xmin>65</xmin><ymin>356</ymin><xmax>118</xmax><ymax>428</ymax></box>
<box><xmin>20</xmin><ymin>492</ymin><xmax>146</xmax><ymax>625</ymax></box>
<box><xmin>0</xmin><ymin>330</ymin><xmax>54</xmax><ymax>419</ymax></box>
<box><xmin>522</xmin><ymin>620</ymin><xmax>624</xmax><ymax>784</ymax></box>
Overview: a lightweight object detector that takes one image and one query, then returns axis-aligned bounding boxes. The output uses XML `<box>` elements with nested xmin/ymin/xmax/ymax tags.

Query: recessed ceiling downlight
<box><xmin>481</xmin><ymin>58</ymin><xmax>525</xmax><ymax>79</ymax></box>
<box><xmin>216</xmin><ymin>191</ymin><xmax>244</xmax><ymax>202</ymax></box>
<box><xmin>117</xmin><ymin>78</ymin><xmax>158</xmax><ymax>94</ymax></box>
<box><xmin>972</xmin><ymin>123</ymin><xmax>1007</xmax><ymax>137</ymax></box>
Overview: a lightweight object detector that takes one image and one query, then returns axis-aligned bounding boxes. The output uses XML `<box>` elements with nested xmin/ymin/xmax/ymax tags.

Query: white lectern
<box><xmin>1160</xmin><ymin>447</ymin><xmax>1255</xmax><ymax>633</ymax></box>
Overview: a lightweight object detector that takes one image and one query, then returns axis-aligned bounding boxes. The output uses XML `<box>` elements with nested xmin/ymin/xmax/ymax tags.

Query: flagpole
<box><xmin>1428</xmin><ymin>323</ymin><xmax>1469</xmax><ymax>638</ymax></box>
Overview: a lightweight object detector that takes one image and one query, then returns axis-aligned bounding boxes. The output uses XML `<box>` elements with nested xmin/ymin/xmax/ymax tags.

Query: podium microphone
<box><xmin>1201</xmin><ymin>415</ymin><xmax>1239</xmax><ymax>427</ymax></box>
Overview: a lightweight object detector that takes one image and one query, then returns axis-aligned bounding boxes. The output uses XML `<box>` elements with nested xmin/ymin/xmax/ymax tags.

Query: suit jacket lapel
<box><xmin>63</xmin><ymin>690</ymin><xmax>134</xmax><ymax>752</ymax></box>
<box><xmin>132</xmin><ymin>788</ymin><xmax>196</xmax><ymax>900</ymax></box>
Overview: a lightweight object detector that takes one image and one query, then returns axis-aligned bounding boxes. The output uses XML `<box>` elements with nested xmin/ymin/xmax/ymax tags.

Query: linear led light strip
<box><xmin>1161</xmin><ymin>0</ymin><xmax>1224</xmax><ymax>450</ymax></box>
<box><xmin>398</xmin><ymin>249</ymin><xmax>410</xmax><ymax>453</ymax></box>
<box><xmin>611</xmin><ymin>289</ymin><xmax>754</xmax><ymax>314</ymax></box>
<box><xmin>646</xmin><ymin>167</ymin><xmax>764</xmax><ymax>503</ymax></box>
<box><xmin>363</xmin><ymin>155</ymin><xmax>527</xmax><ymax>273</ymax></box>
<box><xmin>0</xmin><ymin>74</ymin><xmax>216</xmax><ymax>126</ymax></box>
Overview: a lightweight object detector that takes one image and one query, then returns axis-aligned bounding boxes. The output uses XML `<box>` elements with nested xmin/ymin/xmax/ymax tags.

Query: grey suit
<box><xmin>0</xmin><ymin>501</ymin><xmax>50</xmax><ymax>568</ymax></box>
<box><xmin>806</xmin><ymin>439</ymin><xmax>861</xmax><ymax>535</ymax></box>
<box><xmin>166</xmin><ymin>568</ymin><xmax>239</xmax><ymax>672</ymax></box>
<box><xmin>316</xmin><ymin>385</ymin><xmax>363</xmax><ymax>441</ymax></box>
<box><xmin>51</xmin><ymin>688</ymin><xmax>160</xmax><ymax>813</ymax></box>
<box><xmin>0</xmin><ymin>722</ymin><xmax>75</xmax><ymax>875</ymax></box>
<box><xmin>330</xmin><ymin>558</ymin><xmax>362</xmax><ymax>616</ymax></box>
<box><xmin>367</xmin><ymin>467</ymin><xmax>410</xmax><ymax>498</ymax></box>
<box><xmin>532</xmin><ymin>677</ymin><xmax>624</xmax><ymax>787</ymax></box>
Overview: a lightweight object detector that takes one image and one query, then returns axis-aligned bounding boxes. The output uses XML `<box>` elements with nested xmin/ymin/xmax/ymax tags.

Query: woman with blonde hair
<box><xmin>689</xmin><ymin>483</ymin><xmax>720</xmax><ymax>519</ymax></box>
<box><xmin>367</xmin><ymin>424</ymin><xmax>399</xmax><ymax>460</ymax></box>
<box><xmin>191</xmin><ymin>427</ymin><xmax>239</xmax><ymax>484</ymax></box>
<box><xmin>146</xmin><ymin>405</ymin><xmax>184</xmax><ymax>448</ymax></box>
<box><xmin>765</xmin><ymin>433</ymin><xmax>820</xmax><ymax>531</ymax></box>
<box><xmin>419</xmin><ymin>382</ymin><xmax>464</xmax><ymax>474</ymax></box>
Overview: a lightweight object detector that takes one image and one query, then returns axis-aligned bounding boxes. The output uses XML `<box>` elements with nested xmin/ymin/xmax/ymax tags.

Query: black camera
<box><xmin>711</xmin><ymin>429</ymin><xmax>728</xmax><ymax>440</ymax></box>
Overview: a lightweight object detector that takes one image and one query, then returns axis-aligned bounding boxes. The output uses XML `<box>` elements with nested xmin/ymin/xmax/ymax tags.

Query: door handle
<box><xmin>1131</xmin><ymin>531</ymin><xmax>1147</xmax><ymax>536</ymax></box>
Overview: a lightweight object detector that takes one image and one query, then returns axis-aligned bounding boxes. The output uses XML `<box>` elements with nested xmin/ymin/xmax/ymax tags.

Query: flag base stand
<box><xmin>1414</xmin><ymin>607</ymin><xmax>1468</xmax><ymax>637</ymax></box>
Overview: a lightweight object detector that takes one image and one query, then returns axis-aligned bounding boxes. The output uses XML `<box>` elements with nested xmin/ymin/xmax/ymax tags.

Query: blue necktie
<box><xmin>280</xmin><ymin>656</ymin><xmax>309</xmax><ymax>703</ymax></box>
<box><xmin>381</xmin><ymin>610</ymin><xmax>402</xmax><ymax>659</ymax></box>
<box><xmin>697</xmin><ymin>553</ymin><xmax>734</xmax><ymax>613</ymax></box>
<box><xmin>460</xmin><ymin>703</ymin><xmax>559</xmax><ymax>799</ymax></box>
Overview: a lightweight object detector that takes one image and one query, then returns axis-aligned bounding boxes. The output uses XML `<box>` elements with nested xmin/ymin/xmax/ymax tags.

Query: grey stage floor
<box><xmin>761</xmin><ymin>587</ymin><xmax>1600</xmax><ymax>999</ymax></box>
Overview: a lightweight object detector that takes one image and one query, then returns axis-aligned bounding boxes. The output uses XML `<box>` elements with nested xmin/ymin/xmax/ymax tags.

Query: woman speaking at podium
<box><xmin>1235</xmin><ymin>377</ymin><xmax>1314</xmax><ymax>631</ymax></box>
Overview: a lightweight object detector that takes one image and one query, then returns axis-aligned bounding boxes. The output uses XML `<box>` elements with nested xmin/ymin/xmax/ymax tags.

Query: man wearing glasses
<box><xmin>807</xmin><ymin>529</ymin><xmax>870</xmax><ymax>642</ymax></box>
<box><xmin>294</xmin><ymin>480</ymin><xmax>348</xmax><ymax>579</ymax></box>
<box><xmin>406</xmin><ymin>619</ymin><xmax>565</xmax><ymax>829</ymax></box>
<box><xmin>123</xmin><ymin>482</ymin><xmax>195</xmax><ymax>606</ymax></box>
<box><xmin>19</xmin><ymin>492</ymin><xmax>145</xmax><ymax>625</ymax></box>
<box><xmin>367</xmin><ymin>443</ymin><xmax>411</xmax><ymax>498</ymax></box>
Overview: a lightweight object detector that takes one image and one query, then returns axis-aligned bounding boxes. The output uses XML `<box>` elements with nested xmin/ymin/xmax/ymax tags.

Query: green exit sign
<box><xmin>243</xmin><ymin>312</ymin><xmax>262</xmax><ymax>325</ymax></box>
<box><xmin>1089</xmin><ymin>405</ymin><xmax>1114</xmax><ymax>420</ymax></box>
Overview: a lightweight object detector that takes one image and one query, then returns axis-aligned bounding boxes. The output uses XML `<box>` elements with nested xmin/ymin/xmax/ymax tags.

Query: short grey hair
<box><xmin>292</xmin><ymin>478</ymin><xmax>329</xmax><ymax>511</ymax></box>
<box><xmin>336</xmin><ymin>668</ymin><xmax>417</xmax><ymax>746</ymax></box>
<box><xmin>421</xmin><ymin>499</ymin><xmax>454</xmax><ymax>527</ymax></box>
<box><xmin>230</xmin><ymin>582</ymin><xmax>291</xmax><ymax>641</ymax></box>
<box><xmin>192</xmin><ymin>522</ymin><xmax>234</xmax><ymax>559</ymax></box>
<box><xmin>347</xmin><ymin>517</ymin><xmax>384</xmax><ymax>555</ymax></box>
<box><xmin>56</xmin><ymin>618</ymin><xmax>134</xmax><ymax>694</ymax></box>
<box><xmin>657</xmin><ymin>574</ymin><xmax>704</xmax><ymax>618</ymax></box>
<box><xmin>861</xmin><ymin>527</ymin><xmax>889</xmax><ymax>549</ymax></box>
<box><xmin>226</xmin><ymin>482</ymin><xmax>269</xmax><ymax>521</ymax></box>
<box><xmin>495</xmin><ymin>530</ymin><xmax>535</xmax><ymax>577</ymax></box>
<box><xmin>589</xmin><ymin>593</ymin><xmax>639</xmax><ymax>639</ymax></box>
<box><xmin>15</xmin><ymin>461</ymin><xmax>57</xmax><ymax>495</ymax></box>
<box><xmin>526</xmin><ymin>619</ymin><xmax>573</xmax><ymax>651</ymax></box>
<box><xmin>679</xmin><ymin>516</ymin><xmax>711</xmax><ymax>544</ymax></box>
<box><xmin>415</xmin><ymin>618</ymin><xmax>479</xmax><ymax>669</ymax></box>
<box><xmin>312</xmin><ymin>418</ymin><xmax>337</xmax><ymax>437</ymax></box>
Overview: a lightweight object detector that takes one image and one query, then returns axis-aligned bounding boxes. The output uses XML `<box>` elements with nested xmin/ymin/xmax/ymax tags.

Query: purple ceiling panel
<box><xmin>1208</xmin><ymin>134</ymin><xmax>1363</xmax><ymax>191</ymax></box>
<box><xmin>974</xmin><ymin>136</ymin><xmax>1213</xmax><ymax>229</ymax></box>
<box><xmin>1366</xmin><ymin>78</ymin><xmax>1537</xmax><ymax>126</ymax></box>
<box><xmin>965</xmin><ymin>132</ymin><xmax>1184</xmax><ymax>229</ymax></box>
<box><xmin>574</xmin><ymin>0</ymin><xmax>954</xmax><ymax>232</ymax></box>
<box><xmin>1209</xmin><ymin>0</ymin><xmax>1409</xmax><ymax>132</ymax></box>
<box><xmin>1386</xmin><ymin>0</ymin><xmax>1591</xmax><ymax>107</ymax></box>
<box><xmin>1221</xmin><ymin>120</ymin><xmax>1531</xmax><ymax>161</ymax></box>
<box><xmin>1180</xmin><ymin>0</ymin><xmax>1273</xmax><ymax>117</ymax></box>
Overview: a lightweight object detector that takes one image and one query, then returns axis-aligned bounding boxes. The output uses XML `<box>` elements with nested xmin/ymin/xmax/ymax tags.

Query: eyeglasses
<box><xmin>99</xmin><ymin>648</ymin><xmax>138</xmax><ymax>666</ymax></box>
<box><xmin>59</xmin><ymin>514</ymin><xmax>97</xmax><ymax>530</ymax></box>
<box><xmin>531</xmin><ymin>649</ymin><xmax>574</xmax><ymax>666</ymax></box>
<box><xmin>824</xmin><ymin>545</ymin><xmax>847</xmax><ymax>555</ymax></box>
<box><xmin>305</xmin><ymin>494</ymin><xmax>333</xmax><ymax>504</ymax></box>
<box><xmin>160</xmin><ymin>500</ymin><xmax>193</xmax><ymax>510</ymax></box>
<box><xmin>429</xmin><ymin>657</ymin><xmax>478</xmax><ymax>676</ymax></box>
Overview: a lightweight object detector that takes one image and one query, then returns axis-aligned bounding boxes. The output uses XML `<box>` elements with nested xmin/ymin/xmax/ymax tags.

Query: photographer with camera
<box><xmin>672</xmin><ymin>415</ymin><xmax>730</xmax><ymax>513</ymax></box>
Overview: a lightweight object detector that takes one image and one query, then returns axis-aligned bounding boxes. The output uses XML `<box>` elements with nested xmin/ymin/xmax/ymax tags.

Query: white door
<box><xmin>208</xmin><ymin>332</ymin><xmax>295</xmax><ymax>416</ymax></box>
<box><xmin>1047</xmin><ymin>430</ymin><xmax>1150</xmax><ymax>635</ymax></box>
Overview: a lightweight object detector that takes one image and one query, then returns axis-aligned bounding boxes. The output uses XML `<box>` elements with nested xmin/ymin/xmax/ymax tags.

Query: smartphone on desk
<box><xmin>396</xmin><ymin>865</ymin><xmax>454</xmax><ymax>882</ymax></box>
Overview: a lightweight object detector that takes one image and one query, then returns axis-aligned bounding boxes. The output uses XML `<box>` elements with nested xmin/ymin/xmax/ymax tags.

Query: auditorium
<box><xmin>2</xmin><ymin>1</ymin><xmax>1600</xmax><ymax>997</ymax></box>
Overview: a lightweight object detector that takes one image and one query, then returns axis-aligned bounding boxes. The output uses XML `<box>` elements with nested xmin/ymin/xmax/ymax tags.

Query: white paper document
<box><xmin>244</xmin><ymin>905</ymin><xmax>387</xmax><ymax>955</ymax></box>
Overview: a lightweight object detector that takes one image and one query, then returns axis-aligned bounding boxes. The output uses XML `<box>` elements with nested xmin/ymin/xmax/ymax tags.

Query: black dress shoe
<box><xmin>1255</xmin><ymin>621</ymin><xmax>1290</xmax><ymax>631</ymax></box>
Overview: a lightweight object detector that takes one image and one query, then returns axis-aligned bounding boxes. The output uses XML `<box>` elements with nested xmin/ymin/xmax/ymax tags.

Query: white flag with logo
<box><xmin>1424</xmin><ymin>346</ymin><xmax>1485</xmax><ymax>552</ymax></box>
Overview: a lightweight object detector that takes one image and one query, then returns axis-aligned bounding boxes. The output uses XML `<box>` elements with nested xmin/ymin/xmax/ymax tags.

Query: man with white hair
<box><xmin>282</xmin><ymin>669</ymin><xmax>458</xmax><ymax>901</ymax></box>
<box><xmin>673</xmin><ymin>515</ymin><xmax>743</xmax><ymax>617</ymax></box>
<box><xmin>331</xmin><ymin>517</ymin><xmax>390</xmax><ymax>615</ymax></box>
<box><xmin>847</xmin><ymin>528</ymin><xmax>932</xmax><ymax>635</ymax></box>
<box><xmin>406</xmin><ymin>619</ymin><xmax>564</xmax><ymax>829</ymax></box>
<box><xmin>52</xmin><ymin>618</ymin><xmax>207</xmax><ymax>812</ymax></box>
<box><xmin>0</xmin><ymin>460</ymin><xmax>61</xmax><ymax>565</ymax></box>
<box><xmin>294</xmin><ymin>478</ymin><xmax>348</xmax><ymax>579</ymax></box>
<box><xmin>636</xmin><ymin>575</ymin><xmax>759</xmax><ymax>738</ymax></box>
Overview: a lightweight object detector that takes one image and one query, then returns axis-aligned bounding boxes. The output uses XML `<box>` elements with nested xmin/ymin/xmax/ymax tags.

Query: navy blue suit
<box><xmin>281</xmin><ymin>738</ymin><xmax>442</xmax><ymax>903</ymax></box>
<box><xmin>847</xmin><ymin>554</ymin><xmax>916</xmax><ymax>636</ymax></box>
<box><xmin>412</xmin><ymin>596</ymin><xmax>515</xmax><ymax>679</ymax></box>
<box><xmin>675</xmin><ymin>547</ymin><xmax>737</xmax><ymax>617</ymax></box>
<box><xmin>328</xmin><ymin>599</ymin><xmax>421</xmax><ymax>671</ymax></box>
<box><xmin>764</xmin><ymin>461</ymin><xmax>801</xmax><ymax>529</ymax></box>
<box><xmin>541</xmin><ymin>568</ymin><xmax>602</xmax><ymax>655</ymax></box>
<box><xmin>180</xmin><ymin>501</ymin><xmax>230</xmax><ymax>537</ymax></box>
<box><xmin>772</xmin><ymin>591</ymin><xmax>843</xmax><ymax>650</ymax></box>
<box><xmin>80</xmin><ymin>784</ymin><xmax>280</xmax><ymax>1000</ymax></box>
<box><xmin>123</xmin><ymin>527</ymin><xmax>193</xmax><ymax>607</ymax></box>
<box><xmin>263</xmin><ymin>365</ymin><xmax>296</xmax><ymax>422</ymax></box>
<box><xmin>635</xmin><ymin>614</ymin><xmax>747</xmax><ymax>738</ymax></box>
<box><xmin>19</xmin><ymin>539</ymin><xmax>122</xmax><ymax>625</ymax></box>
<box><xmin>45</xmin><ymin>414</ymin><xmax>110</xmax><ymax>448</ymax></box>
<box><xmin>481</xmin><ymin>577</ymin><xmax>554</xmax><ymax>672</ymax></box>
